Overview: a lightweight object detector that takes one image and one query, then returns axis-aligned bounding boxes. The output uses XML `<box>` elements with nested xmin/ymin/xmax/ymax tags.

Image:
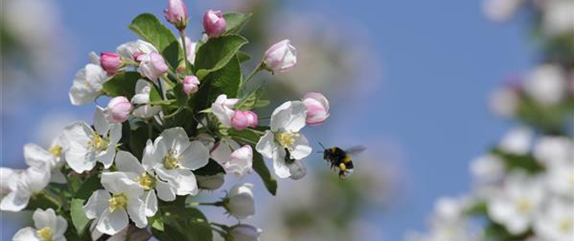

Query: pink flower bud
<box><xmin>183</xmin><ymin>75</ymin><xmax>200</xmax><ymax>95</ymax></box>
<box><xmin>231</xmin><ymin>110</ymin><xmax>258</xmax><ymax>130</ymax></box>
<box><xmin>203</xmin><ymin>10</ymin><xmax>226</xmax><ymax>37</ymax></box>
<box><xmin>138</xmin><ymin>52</ymin><xmax>169</xmax><ymax>81</ymax></box>
<box><xmin>100</xmin><ymin>52</ymin><xmax>122</xmax><ymax>76</ymax></box>
<box><xmin>263</xmin><ymin>39</ymin><xmax>297</xmax><ymax>73</ymax></box>
<box><xmin>106</xmin><ymin>96</ymin><xmax>133</xmax><ymax>123</ymax></box>
<box><xmin>302</xmin><ymin>92</ymin><xmax>330</xmax><ymax>126</ymax></box>
<box><xmin>164</xmin><ymin>0</ymin><xmax>188</xmax><ymax>30</ymax></box>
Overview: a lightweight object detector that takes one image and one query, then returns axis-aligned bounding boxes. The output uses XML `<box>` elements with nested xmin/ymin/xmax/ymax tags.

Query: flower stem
<box><xmin>239</xmin><ymin>63</ymin><xmax>263</xmax><ymax>91</ymax></box>
<box><xmin>179</xmin><ymin>30</ymin><xmax>190</xmax><ymax>73</ymax></box>
<box><xmin>187</xmin><ymin>201</ymin><xmax>225</xmax><ymax>207</ymax></box>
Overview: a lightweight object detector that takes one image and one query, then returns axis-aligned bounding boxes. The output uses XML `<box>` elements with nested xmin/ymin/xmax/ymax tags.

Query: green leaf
<box><xmin>195</xmin><ymin>35</ymin><xmax>248</xmax><ymax>80</ymax></box>
<box><xmin>129</xmin><ymin>13</ymin><xmax>181</xmax><ymax>69</ymax></box>
<box><xmin>236</xmin><ymin>51</ymin><xmax>252</xmax><ymax>63</ymax></box>
<box><xmin>193</xmin><ymin>56</ymin><xmax>242</xmax><ymax>112</ymax></box>
<box><xmin>253</xmin><ymin>152</ymin><xmax>278</xmax><ymax>195</ymax></box>
<box><xmin>235</xmin><ymin>85</ymin><xmax>268</xmax><ymax>110</ymax></box>
<box><xmin>103</xmin><ymin>72</ymin><xmax>141</xmax><ymax>98</ymax></box>
<box><xmin>26</xmin><ymin>192</ymin><xmax>60</xmax><ymax>211</ymax></box>
<box><xmin>154</xmin><ymin>206</ymin><xmax>213</xmax><ymax>241</ymax></box>
<box><xmin>71</xmin><ymin>174</ymin><xmax>102</xmax><ymax>236</ymax></box>
<box><xmin>490</xmin><ymin>148</ymin><xmax>545</xmax><ymax>174</ymax></box>
<box><xmin>224</xmin><ymin>13</ymin><xmax>252</xmax><ymax>35</ymax></box>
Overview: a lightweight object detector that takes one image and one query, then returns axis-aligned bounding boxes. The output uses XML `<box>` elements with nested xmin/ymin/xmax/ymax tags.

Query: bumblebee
<box><xmin>320</xmin><ymin>144</ymin><xmax>365</xmax><ymax>179</ymax></box>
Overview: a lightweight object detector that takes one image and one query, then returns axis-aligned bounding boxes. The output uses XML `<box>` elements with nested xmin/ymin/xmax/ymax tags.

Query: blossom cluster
<box><xmin>1</xmin><ymin>1</ymin><xmax>332</xmax><ymax>240</ymax></box>
<box><xmin>407</xmin><ymin>1</ymin><xmax>574</xmax><ymax>241</ymax></box>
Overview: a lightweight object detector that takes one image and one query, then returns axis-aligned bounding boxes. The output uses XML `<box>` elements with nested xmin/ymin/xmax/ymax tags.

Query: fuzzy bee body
<box><xmin>322</xmin><ymin>146</ymin><xmax>361</xmax><ymax>179</ymax></box>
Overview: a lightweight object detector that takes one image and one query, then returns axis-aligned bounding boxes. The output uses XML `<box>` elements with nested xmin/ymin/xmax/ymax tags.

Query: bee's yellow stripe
<box><xmin>343</xmin><ymin>156</ymin><xmax>353</xmax><ymax>163</ymax></box>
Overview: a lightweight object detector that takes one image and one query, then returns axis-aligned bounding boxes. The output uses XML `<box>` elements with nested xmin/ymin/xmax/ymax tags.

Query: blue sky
<box><xmin>2</xmin><ymin>0</ymin><xmax>535</xmax><ymax>240</ymax></box>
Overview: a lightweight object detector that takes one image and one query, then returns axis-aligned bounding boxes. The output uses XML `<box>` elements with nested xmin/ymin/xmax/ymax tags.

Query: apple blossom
<box><xmin>164</xmin><ymin>0</ymin><xmax>188</xmax><ymax>30</ymax></box>
<box><xmin>470</xmin><ymin>154</ymin><xmax>505</xmax><ymax>183</ymax></box>
<box><xmin>203</xmin><ymin>10</ymin><xmax>226</xmax><ymax>37</ymax></box>
<box><xmin>100</xmin><ymin>52</ymin><xmax>122</xmax><ymax>76</ymax></box>
<box><xmin>0</xmin><ymin>168</ymin><xmax>18</xmax><ymax>197</ymax></box>
<box><xmin>69</xmin><ymin>63</ymin><xmax>108</xmax><ymax>105</ymax></box>
<box><xmin>523</xmin><ymin>64</ymin><xmax>566</xmax><ymax>106</ymax></box>
<box><xmin>302</xmin><ymin>92</ymin><xmax>330</xmax><ymax>126</ymax></box>
<box><xmin>498</xmin><ymin>126</ymin><xmax>534</xmax><ymax>155</ymax></box>
<box><xmin>106</xmin><ymin>96</ymin><xmax>133</xmax><ymax>123</ymax></box>
<box><xmin>196</xmin><ymin>174</ymin><xmax>225</xmax><ymax>190</ymax></box>
<box><xmin>23</xmin><ymin>134</ymin><xmax>67</xmax><ymax>184</ymax></box>
<box><xmin>115</xmin><ymin>150</ymin><xmax>177</xmax><ymax>216</ymax></box>
<box><xmin>226</xmin><ymin>145</ymin><xmax>254</xmax><ymax>178</ymax></box>
<box><xmin>263</xmin><ymin>39</ymin><xmax>297</xmax><ymax>73</ymax></box>
<box><xmin>212</xmin><ymin>94</ymin><xmax>239</xmax><ymax>127</ymax></box>
<box><xmin>256</xmin><ymin>101</ymin><xmax>312</xmax><ymax>178</ymax></box>
<box><xmin>183</xmin><ymin>75</ymin><xmax>200</xmax><ymax>95</ymax></box>
<box><xmin>12</xmin><ymin>208</ymin><xmax>67</xmax><ymax>241</ymax></box>
<box><xmin>62</xmin><ymin>107</ymin><xmax>122</xmax><ymax>173</ymax></box>
<box><xmin>84</xmin><ymin>172</ymin><xmax>147</xmax><ymax>235</ymax></box>
<box><xmin>131</xmin><ymin>79</ymin><xmax>162</xmax><ymax>119</ymax></box>
<box><xmin>0</xmin><ymin>167</ymin><xmax>50</xmax><ymax>212</ymax></box>
<box><xmin>534</xmin><ymin>197</ymin><xmax>574</xmax><ymax>241</ymax></box>
<box><xmin>138</xmin><ymin>52</ymin><xmax>169</xmax><ymax>81</ymax></box>
<box><xmin>487</xmin><ymin>172</ymin><xmax>545</xmax><ymax>235</ymax></box>
<box><xmin>231</xmin><ymin>110</ymin><xmax>258</xmax><ymax>130</ymax></box>
<box><xmin>229</xmin><ymin>224</ymin><xmax>262</xmax><ymax>241</ymax></box>
<box><xmin>143</xmin><ymin>127</ymin><xmax>209</xmax><ymax>196</ymax></box>
<box><xmin>116</xmin><ymin>40</ymin><xmax>158</xmax><ymax>62</ymax></box>
<box><xmin>542</xmin><ymin>0</ymin><xmax>574</xmax><ymax>36</ymax></box>
<box><xmin>224</xmin><ymin>183</ymin><xmax>255</xmax><ymax>220</ymax></box>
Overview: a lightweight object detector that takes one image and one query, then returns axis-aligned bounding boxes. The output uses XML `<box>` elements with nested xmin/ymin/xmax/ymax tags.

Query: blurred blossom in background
<box><xmin>2</xmin><ymin>0</ymin><xmax>570</xmax><ymax>241</ymax></box>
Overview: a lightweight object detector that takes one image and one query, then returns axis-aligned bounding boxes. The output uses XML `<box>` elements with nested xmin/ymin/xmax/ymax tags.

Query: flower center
<box><xmin>275</xmin><ymin>131</ymin><xmax>300</xmax><ymax>150</ymax></box>
<box><xmin>48</xmin><ymin>145</ymin><xmax>63</xmax><ymax>158</ymax></box>
<box><xmin>137</xmin><ymin>173</ymin><xmax>156</xmax><ymax>190</ymax></box>
<box><xmin>88</xmin><ymin>134</ymin><xmax>109</xmax><ymax>152</ymax></box>
<box><xmin>559</xmin><ymin>219</ymin><xmax>573</xmax><ymax>232</ymax></box>
<box><xmin>36</xmin><ymin>227</ymin><xmax>53</xmax><ymax>241</ymax></box>
<box><xmin>108</xmin><ymin>193</ymin><xmax>128</xmax><ymax>212</ymax></box>
<box><xmin>163</xmin><ymin>149</ymin><xmax>182</xmax><ymax>170</ymax></box>
<box><xmin>517</xmin><ymin>198</ymin><xmax>532</xmax><ymax>213</ymax></box>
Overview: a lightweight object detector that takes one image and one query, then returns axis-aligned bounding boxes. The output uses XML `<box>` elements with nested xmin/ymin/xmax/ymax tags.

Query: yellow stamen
<box><xmin>275</xmin><ymin>131</ymin><xmax>300</xmax><ymax>150</ymax></box>
<box><xmin>517</xmin><ymin>199</ymin><xmax>532</xmax><ymax>213</ymax></box>
<box><xmin>48</xmin><ymin>145</ymin><xmax>63</xmax><ymax>158</ymax></box>
<box><xmin>108</xmin><ymin>193</ymin><xmax>128</xmax><ymax>212</ymax></box>
<box><xmin>163</xmin><ymin>149</ymin><xmax>182</xmax><ymax>170</ymax></box>
<box><xmin>137</xmin><ymin>173</ymin><xmax>156</xmax><ymax>190</ymax></box>
<box><xmin>559</xmin><ymin>219</ymin><xmax>573</xmax><ymax>232</ymax></box>
<box><xmin>36</xmin><ymin>227</ymin><xmax>53</xmax><ymax>241</ymax></box>
<box><xmin>88</xmin><ymin>134</ymin><xmax>109</xmax><ymax>152</ymax></box>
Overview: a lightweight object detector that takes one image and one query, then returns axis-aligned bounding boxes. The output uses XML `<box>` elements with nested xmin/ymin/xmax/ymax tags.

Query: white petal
<box><xmin>24</xmin><ymin>143</ymin><xmax>54</xmax><ymax>169</ymax></box>
<box><xmin>13</xmin><ymin>227</ymin><xmax>41</xmax><ymax>241</ymax></box>
<box><xmin>98</xmin><ymin>145</ymin><xmax>116</xmax><ymax>169</ymax></box>
<box><xmin>115</xmin><ymin>151</ymin><xmax>145</xmax><ymax>175</ymax></box>
<box><xmin>255</xmin><ymin>131</ymin><xmax>276</xmax><ymax>159</ymax></box>
<box><xmin>33</xmin><ymin>208</ymin><xmax>57</xmax><ymax>230</ymax></box>
<box><xmin>109</xmin><ymin>123</ymin><xmax>122</xmax><ymax>145</ymax></box>
<box><xmin>272</xmin><ymin>148</ymin><xmax>291</xmax><ymax>179</ymax></box>
<box><xmin>127</xmin><ymin>198</ymin><xmax>147</xmax><ymax>228</ymax></box>
<box><xmin>155</xmin><ymin>168</ymin><xmax>198</xmax><ymax>196</ymax></box>
<box><xmin>23</xmin><ymin>167</ymin><xmax>51</xmax><ymax>193</ymax></box>
<box><xmin>54</xmin><ymin>216</ymin><xmax>68</xmax><ymax>238</ymax></box>
<box><xmin>84</xmin><ymin>190</ymin><xmax>111</xmax><ymax>219</ymax></box>
<box><xmin>0</xmin><ymin>191</ymin><xmax>30</xmax><ymax>212</ymax></box>
<box><xmin>155</xmin><ymin>179</ymin><xmax>176</xmax><ymax>202</ymax></box>
<box><xmin>50</xmin><ymin>170</ymin><xmax>67</xmax><ymax>184</ymax></box>
<box><xmin>97</xmin><ymin>209</ymin><xmax>129</xmax><ymax>235</ymax></box>
<box><xmin>143</xmin><ymin>191</ymin><xmax>158</xmax><ymax>217</ymax></box>
<box><xmin>180</xmin><ymin>141</ymin><xmax>209</xmax><ymax>170</ymax></box>
<box><xmin>161</xmin><ymin>127</ymin><xmax>190</xmax><ymax>153</ymax></box>
<box><xmin>141</xmin><ymin>140</ymin><xmax>157</xmax><ymax>172</ymax></box>
<box><xmin>94</xmin><ymin>107</ymin><xmax>110</xmax><ymax>135</ymax></box>
<box><xmin>270</xmin><ymin>101</ymin><xmax>306</xmax><ymax>132</ymax></box>
<box><xmin>62</xmin><ymin>122</ymin><xmax>96</xmax><ymax>173</ymax></box>
<box><xmin>211</xmin><ymin>139</ymin><xmax>233</xmax><ymax>165</ymax></box>
<box><xmin>290</xmin><ymin>135</ymin><xmax>312</xmax><ymax>160</ymax></box>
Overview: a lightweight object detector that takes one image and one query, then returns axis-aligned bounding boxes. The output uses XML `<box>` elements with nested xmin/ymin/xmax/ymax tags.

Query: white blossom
<box><xmin>256</xmin><ymin>101</ymin><xmax>312</xmax><ymax>178</ymax></box>
<box><xmin>143</xmin><ymin>127</ymin><xmax>210</xmax><ymax>197</ymax></box>
<box><xmin>498</xmin><ymin>126</ymin><xmax>534</xmax><ymax>155</ymax></box>
<box><xmin>84</xmin><ymin>172</ymin><xmax>147</xmax><ymax>235</ymax></box>
<box><xmin>69</xmin><ymin>63</ymin><xmax>108</xmax><ymax>105</ymax></box>
<box><xmin>23</xmin><ymin>134</ymin><xmax>67</xmax><ymax>184</ymax></box>
<box><xmin>62</xmin><ymin>107</ymin><xmax>122</xmax><ymax>173</ymax></box>
<box><xmin>12</xmin><ymin>208</ymin><xmax>68</xmax><ymax>241</ymax></box>
<box><xmin>225</xmin><ymin>183</ymin><xmax>255</xmax><ymax>220</ymax></box>
<box><xmin>131</xmin><ymin>79</ymin><xmax>162</xmax><ymax>119</ymax></box>
<box><xmin>523</xmin><ymin>64</ymin><xmax>566</xmax><ymax>106</ymax></box>
<box><xmin>534</xmin><ymin>197</ymin><xmax>574</xmax><ymax>241</ymax></box>
<box><xmin>0</xmin><ymin>167</ymin><xmax>50</xmax><ymax>212</ymax></box>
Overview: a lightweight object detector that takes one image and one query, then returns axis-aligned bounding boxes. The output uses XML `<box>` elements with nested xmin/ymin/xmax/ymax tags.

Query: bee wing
<box><xmin>344</xmin><ymin>145</ymin><xmax>366</xmax><ymax>156</ymax></box>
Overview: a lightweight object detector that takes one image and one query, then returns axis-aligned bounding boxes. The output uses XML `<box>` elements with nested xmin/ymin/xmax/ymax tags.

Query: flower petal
<box><xmin>13</xmin><ymin>227</ymin><xmax>41</xmax><ymax>241</ymax></box>
<box><xmin>115</xmin><ymin>151</ymin><xmax>145</xmax><ymax>175</ymax></box>
<box><xmin>270</xmin><ymin>101</ymin><xmax>307</xmax><ymax>132</ymax></box>
<box><xmin>94</xmin><ymin>107</ymin><xmax>110</xmax><ymax>135</ymax></box>
<box><xmin>127</xmin><ymin>198</ymin><xmax>147</xmax><ymax>228</ymax></box>
<box><xmin>84</xmin><ymin>190</ymin><xmax>111</xmax><ymax>219</ymax></box>
<box><xmin>272</xmin><ymin>148</ymin><xmax>291</xmax><ymax>179</ymax></box>
<box><xmin>160</xmin><ymin>127</ymin><xmax>190</xmax><ymax>153</ymax></box>
<box><xmin>24</xmin><ymin>144</ymin><xmax>54</xmax><ymax>169</ymax></box>
<box><xmin>33</xmin><ymin>208</ymin><xmax>57</xmax><ymax>231</ymax></box>
<box><xmin>180</xmin><ymin>141</ymin><xmax>209</xmax><ymax>170</ymax></box>
<box><xmin>97</xmin><ymin>209</ymin><xmax>129</xmax><ymax>235</ymax></box>
<box><xmin>98</xmin><ymin>145</ymin><xmax>116</xmax><ymax>169</ymax></box>
<box><xmin>290</xmin><ymin>135</ymin><xmax>312</xmax><ymax>160</ymax></box>
<box><xmin>255</xmin><ymin>131</ymin><xmax>275</xmax><ymax>159</ymax></box>
<box><xmin>143</xmin><ymin>191</ymin><xmax>158</xmax><ymax>217</ymax></box>
<box><xmin>0</xmin><ymin>191</ymin><xmax>30</xmax><ymax>212</ymax></box>
<box><xmin>155</xmin><ymin>179</ymin><xmax>176</xmax><ymax>202</ymax></box>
